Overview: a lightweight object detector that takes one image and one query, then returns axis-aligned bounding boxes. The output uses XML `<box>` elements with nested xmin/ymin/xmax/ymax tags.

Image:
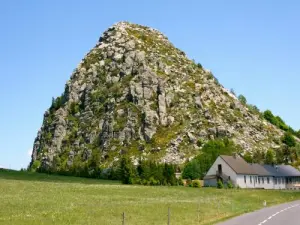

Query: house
<box><xmin>204</xmin><ymin>155</ymin><xmax>300</xmax><ymax>189</ymax></box>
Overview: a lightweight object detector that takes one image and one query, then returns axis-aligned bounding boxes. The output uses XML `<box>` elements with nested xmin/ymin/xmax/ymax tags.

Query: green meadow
<box><xmin>1</xmin><ymin>170</ymin><xmax>300</xmax><ymax>225</ymax></box>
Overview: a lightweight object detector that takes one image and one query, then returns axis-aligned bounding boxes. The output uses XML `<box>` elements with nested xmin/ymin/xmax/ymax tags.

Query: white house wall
<box><xmin>256</xmin><ymin>176</ymin><xmax>274</xmax><ymax>189</ymax></box>
<box><xmin>273</xmin><ymin>177</ymin><xmax>286</xmax><ymax>190</ymax></box>
<box><xmin>206</xmin><ymin>157</ymin><xmax>237</xmax><ymax>185</ymax></box>
<box><xmin>236</xmin><ymin>175</ymin><xmax>257</xmax><ymax>188</ymax></box>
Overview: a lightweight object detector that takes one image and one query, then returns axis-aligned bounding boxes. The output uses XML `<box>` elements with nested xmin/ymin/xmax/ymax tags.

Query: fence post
<box><xmin>197</xmin><ymin>202</ymin><xmax>200</xmax><ymax>223</ymax></box>
<box><xmin>122</xmin><ymin>212</ymin><xmax>125</xmax><ymax>225</ymax></box>
<box><xmin>168</xmin><ymin>207</ymin><xmax>170</xmax><ymax>225</ymax></box>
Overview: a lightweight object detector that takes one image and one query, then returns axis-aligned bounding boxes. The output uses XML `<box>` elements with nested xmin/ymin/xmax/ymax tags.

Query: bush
<box><xmin>227</xmin><ymin>181</ymin><xmax>234</xmax><ymax>189</ymax></box>
<box><xmin>30</xmin><ymin>160</ymin><xmax>41</xmax><ymax>172</ymax></box>
<box><xmin>149</xmin><ymin>177</ymin><xmax>159</xmax><ymax>186</ymax></box>
<box><xmin>119</xmin><ymin>157</ymin><xmax>135</xmax><ymax>184</ymax></box>
<box><xmin>186</xmin><ymin>179</ymin><xmax>192</xmax><ymax>187</ymax></box>
<box><xmin>282</xmin><ymin>132</ymin><xmax>296</xmax><ymax>148</ymax></box>
<box><xmin>217</xmin><ymin>180</ymin><xmax>224</xmax><ymax>189</ymax></box>
<box><xmin>141</xmin><ymin>179</ymin><xmax>150</xmax><ymax>186</ymax></box>
<box><xmin>177</xmin><ymin>178</ymin><xmax>184</xmax><ymax>186</ymax></box>
<box><xmin>192</xmin><ymin>180</ymin><xmax>201</xmax><ymax>188</ymax></box>
<box><xmin>238</xmin><ymin>95</ymin><xmax>247</xmax><ymax>105</ymax></box>
<box><xmin>263</xmin><ymin>110</ymin><xmax>291</xmax><ymax>132</ymax></box>
<box><xmin>132</xmin><ymin>178</ymin><xmax>142</xmax><ymax>185</ymax></box>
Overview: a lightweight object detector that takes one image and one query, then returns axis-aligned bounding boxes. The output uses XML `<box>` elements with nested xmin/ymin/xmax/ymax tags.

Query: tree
<box><xmin>252</xmin><ymin>150</ymin><xmax>265</xmax><ymax>164</ymax></box>
<box><xmin>163</xmin><ymin>163</ymin><xmax>176</xmax><ymax>185</ymax></box>
<box><xmin>282</xmin><ymin>132</ymin><xmax>296</xmax><ymax>148</ymax></box>
<box><xmin>243</xmin><ymin>151</ymin><xmax>253</xmax><ymax>163</ymax></box>
<box><xmin>275</xmin><ymin>116</ymin><xmax>289</xmax><ymax>131</ymax></box>
<box><xmin>182</xmin><ymin>139</ymin><xmax>238</xmax><ymax>180</ymax></box>
<box><xmin>263</xmin><ymin>110</ymin><xmax>277</xmax><ymax>126</ymax></box>
<box><xmin>247</xmin><ymin>104</ymin><xmax>260</xmax><ymax>115</ymax></box>
<box><xmin>296</xmin><ymin>130</ymin><xmax>300</xmax><ymax>139</ymax></box>
<box><xmin>119</xmin><ymin>157</ymin><xmax>135</xmax><ymax>184</ymax></box>
<box><xmin>238</xmin><ymin>95</ymin><xmax>247</xmax><ymax>105</ymax></box>
<box><xmin>275</xmin><ymin>148</ymin><xmax>285</xmax><ymax>164</ymax></box>
<box><xmin>290</xmin><ymin>143</ymin><xmax>300</xmax><ymax>163</ymax></box>
<box><xmin>264</xmin><ymin>149</ymin><xmax>275</xmax><ymax>165</ymax></box>
<box><xmin>182</xmin><ymin>160</ymin><xmax>201</xmax><ymax>180</ymax></box>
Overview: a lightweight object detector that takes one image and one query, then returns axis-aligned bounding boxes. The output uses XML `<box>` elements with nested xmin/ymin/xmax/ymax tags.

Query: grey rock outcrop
<box><xmin>30</xmin><ymin>22</ymin><xmax>284</xmax><ymax>171</ymax></box>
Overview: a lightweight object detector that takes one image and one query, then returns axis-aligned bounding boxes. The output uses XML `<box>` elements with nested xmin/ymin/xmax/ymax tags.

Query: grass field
<box><xmin>1</xmin><ymin>170</ymin><xmax>300</xmax><ymax>225</ymax></box>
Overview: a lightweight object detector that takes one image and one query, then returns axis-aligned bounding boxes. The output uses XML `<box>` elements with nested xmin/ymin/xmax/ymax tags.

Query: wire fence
<box><xmin>117</xmin><ymin>199</ymin><xmax>271</xmax><ymax>225</ymax></box>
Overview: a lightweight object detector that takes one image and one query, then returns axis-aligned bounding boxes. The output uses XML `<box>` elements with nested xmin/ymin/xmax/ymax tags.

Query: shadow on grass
<box><xmin>0</xmin><ymin>169</ymin><xmax>120</xmax><ymax>185</ymax></box>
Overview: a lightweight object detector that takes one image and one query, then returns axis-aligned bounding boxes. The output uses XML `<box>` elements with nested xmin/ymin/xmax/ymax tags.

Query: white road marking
<box><xmin>257</xmin><ymin>204</ymin><xmax>299</xmax><ymax>225</ymax></box>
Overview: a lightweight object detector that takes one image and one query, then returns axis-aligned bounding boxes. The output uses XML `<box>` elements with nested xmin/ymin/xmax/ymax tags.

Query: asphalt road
<box><xmin>217</xmin><ymin>200</ymin><xmax>300</xmax><ymax>225</ymax></box>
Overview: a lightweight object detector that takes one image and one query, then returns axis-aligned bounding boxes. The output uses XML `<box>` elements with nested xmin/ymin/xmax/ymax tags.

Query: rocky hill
<box><xmin>30</xmin><ymin>22</ymin><xmax>284</xmax><ymax>172</ymax></box>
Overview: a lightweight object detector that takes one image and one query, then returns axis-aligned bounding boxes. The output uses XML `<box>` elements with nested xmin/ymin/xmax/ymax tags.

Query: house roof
<box><xmin>262</xmin><ymin>165</ymin><xmax>300</xmax><ymax>177</ymax></box>
<box><xmin>219</xmin><ymin>155</ymin><xmax>300</xmax><ymax>177</ymax></box>
<box><xmin>220</xmin><ymin>155</ymin><xmax>257</xmax><ymax>175</ymax></box>
<box><xmin>278</xmin><ymin>165</ymin><xmax>300</xmax><ymax>177</ymax></box>
<box><xmin>251</xmin><ymin>164</ymin><xmax>272</xmax><ymax>176</ymax></box>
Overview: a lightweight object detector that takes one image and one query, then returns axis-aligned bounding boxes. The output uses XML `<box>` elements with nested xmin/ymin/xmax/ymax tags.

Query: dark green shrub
<box><xmin>132</xmin><ymin>178</ymin><xmax>142</xmax><ymax>185</ymax></box>
<box><xmin>217</xmin><ymin>180</ymin><xmax>224</xmax><ymax>189</ymax></box>
<box><xmin>186</xmin><ymin>178</ymin><xmax>192</xmax><ymax>187</ymax></box>
<box><xmin>182</xmin><ymin>160</ymin><xmax>201</xmax><ymax>180</ymax></box>
<box><xmin>142</xmin><ymin>179</ymin><xmax>148</xmax><ymax>186</ymax></box>
<box><xmin>227</xmin><ymin>181</ymin><xmax>233</xmax><ymax>189</ymax></box>
<box><xmin>149</xmin><ymin>177</ymin><xmax>159</xmax><ymax>186</ymax></box>
<box><xmin>282</xmin><ymin>132</ymin><xmax>296</xmax><ymax>148</ymax></box>
<box><xmin>177</xmin><ymin>178</ymin><xmax>184</xmax><ymax>186</ymax></box>
<box><xmin>119</xmin><ymin>157</ymin><xmax>135</xmax><ymax>184</ymax></box>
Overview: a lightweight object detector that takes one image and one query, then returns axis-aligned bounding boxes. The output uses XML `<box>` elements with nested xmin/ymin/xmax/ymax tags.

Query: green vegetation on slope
<box><xmin>182</xmin><ymin>139</ymin><xmax>240</xmax><ymax>180</ymax></box>
<box><xmin>236</xmin><ymin>94</ymin><xmax>299</xmax><ymax>136</ymax></box>
<box><xmin>243</xmin><ymin>134</ymin><xmax>300</xmax><ymax>166</ymax></box>
<box><xmin>1</xmin><ymin>170</ymin><xmax>300</xmax><ymax>225</ymax></box>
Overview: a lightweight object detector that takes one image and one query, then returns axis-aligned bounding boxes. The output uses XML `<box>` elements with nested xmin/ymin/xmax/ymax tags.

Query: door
<box><xmin>218</xmin><ymin>164</ymin><xmax>222</xmax><ymax>175</ymax></box>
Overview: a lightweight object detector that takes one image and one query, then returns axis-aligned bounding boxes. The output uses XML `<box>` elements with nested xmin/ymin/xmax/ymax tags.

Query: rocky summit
<box><xmin>30</xmin><ymin>22</ymin><xmax>283</xmax><ymax>171</ymax></box>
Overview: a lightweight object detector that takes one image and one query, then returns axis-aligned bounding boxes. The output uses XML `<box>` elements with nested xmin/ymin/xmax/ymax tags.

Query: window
<box><xmin>278</xmin><ymin>178</ymin><xmax>281</xmax><ymax>184</ymax></box>
<box><xmin>267</xmin><ymin>177</ymin><xmax>270</xmax><ymax>184</ymax></box>
<box><xmin>262</xmin><ymin>177</ymin><xmax>264</xmax><ymax>184</ymax></box>
<box><xmin>258</xmin><ymin>177</ymin><xmax>260</xmax><ymax>184</ymax></box>
<box><xmin>274</xmin><ymin>178</ymin><xmax>277</xmax><ymax>185</ymax></box>
<box><xmin>244</xmin><ymin>176</ymin><xmax>246</xmax><ymax>184</ymax></box>
<box><xmin>250</xmin><ymin>176</ymin><xmax>252</xmax><ymax>183</ymax></box>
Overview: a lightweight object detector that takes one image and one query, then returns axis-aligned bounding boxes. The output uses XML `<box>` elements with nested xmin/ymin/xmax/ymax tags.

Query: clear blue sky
<box><xmin>1</xmin><ymin>1</ymin><xmax>299</xmax><ymax>169</ymax></box>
